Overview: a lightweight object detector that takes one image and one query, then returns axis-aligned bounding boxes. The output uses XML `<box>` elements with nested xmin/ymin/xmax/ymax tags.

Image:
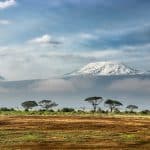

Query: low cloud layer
<box><xmin>0</xmin><ymin>76</ymin><xmax>94</xmax><ymax>94</ymax></box>
<box><xmin>108</xmin><ymin>78</ymin><xmax>150</xmax><ymax>94</ymax></box>
<box><xmin>30</xmin><ymin>79</ymin><xmax>75</xmax><ymax>93</ymax></box>
<box><xmin>0</xmin><ymin>76</ymin><xmax>150</xmax><ymax>109</ymax></box>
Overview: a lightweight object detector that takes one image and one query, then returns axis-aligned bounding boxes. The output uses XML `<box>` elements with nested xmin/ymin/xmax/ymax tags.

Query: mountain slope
<box><xmin>69</xmin><ymin>61</ymin><xmax>143</xmax><ymax>76</ymax></box>
<box><xmin>0</xmin><ymin>75</ymin><xmax>5</xmax><ymax>81</ymax></box>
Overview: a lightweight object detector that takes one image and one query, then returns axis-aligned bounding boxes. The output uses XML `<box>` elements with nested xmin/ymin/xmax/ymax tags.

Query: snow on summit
<box><xmin>70</xmin><ymin>61</ymin><xmax>142</xmax><ymax>76</ymax></box>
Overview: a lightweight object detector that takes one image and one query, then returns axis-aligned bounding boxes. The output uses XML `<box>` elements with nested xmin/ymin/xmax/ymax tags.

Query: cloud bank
<box><xmin>0</xmin><ymin>0</ymin><xmax>16</xmax><ymax>9</ymax></box>
<box><xmin>108</xmin><ymin>78</ymin><xmax>150</xmax><ymax>93</ymax></box>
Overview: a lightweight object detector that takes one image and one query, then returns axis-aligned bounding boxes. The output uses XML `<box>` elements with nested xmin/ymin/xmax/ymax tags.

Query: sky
<box><xmin>0</xmin><ymin>0</ymin><xmax>150</xmax><ymax>80</ymax></box>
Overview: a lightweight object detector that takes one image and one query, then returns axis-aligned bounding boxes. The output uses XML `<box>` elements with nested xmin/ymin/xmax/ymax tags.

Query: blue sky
<box><xmin>0</xmin><ymin>0</ymin><xmax>150</xmax><ymax>80</ymax></box>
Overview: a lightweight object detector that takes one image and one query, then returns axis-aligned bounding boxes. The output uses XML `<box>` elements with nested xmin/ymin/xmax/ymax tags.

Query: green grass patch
<box><xmin>119</xmin><ymin>133</ymin><xmax>137</xmax><ymax>142</ymax></box>
<box><xmin>0</xmin><ymin>131</ymin><xmax>45</xmax><ymax>145</ymax></box>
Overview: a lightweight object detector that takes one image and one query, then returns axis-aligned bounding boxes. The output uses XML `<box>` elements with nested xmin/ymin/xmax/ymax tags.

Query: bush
<box><xmin>124</xmin><ymin>111</ymin><xmax>136</xmax><ymax>114</ymax></box>
<box><xmin>140</xmin><ymin>110</ymin><xmax>150</xmax><ymax>115</ymax></box>
<box><xmin>0</xmin><ymin>107</ymin><xmax>15</xmax><ymax>111</ymax></box>
<box><xmin>48</xmin><ymin>109</ymin><xmax>55</xmax><ymax>112</ymax></box>
<box><xmin>61</xmin><ymin>108</ymin><xmax>75</xmax><ymax>112</ymax></box>
<box><xmin>97</xmin><ymin>108</ymin><xmax>106</xmax><ymax>113</ymax></box>
<box><xmin>39</xmin><ymin>109</ymin><xmax>46</xmax><ymax>112</ymax></box>
<box><xmin>124</xmin><ymin>111</ymin><xmax>129</xmax><ymax>114</ymax></box>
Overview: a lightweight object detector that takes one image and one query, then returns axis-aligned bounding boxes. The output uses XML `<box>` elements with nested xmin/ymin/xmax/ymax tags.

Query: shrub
<box><xmin>48</xmin><ymin>109</ymin><xmax>55</xmax><ymax>112</ymax></box>
<box><xmin>140</xmin><ymin>110</ymin><xmax>150</xmax><ymax>115</ymax></box>
<box><xmin>61</xmin><ymin>108</ymin><xmax>75</xmax><ymax>112</ymax></box>
<box><xmin>0</xmin><ymin>107</ymin><xmax>14</xmax><ymax>111</ymax></box>
<box><xmin>97</xmin><ymin>108</ymin><xmax>106</xmax><ymax>113</ymax></box>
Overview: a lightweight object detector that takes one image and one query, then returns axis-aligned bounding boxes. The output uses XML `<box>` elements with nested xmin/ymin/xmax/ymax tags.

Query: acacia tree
<box><xmin>85</xmin><ymin>96</ymin><xmax>103</xmax><ymax>112</ymax></box>
<box><xmin>39</xmin><ymin>100</ymin><xmax>58</xmax><ymax>111</ymax></box>
<box><xmin>104</xmin><ymin>99</ymin><xmax>123</xmax><ymax>112</ymax></box>
<box><xmin>126</xmin><ymin>105</ymin><xmax>138</xmax><ymax>112</ymax></box>
<box><xmin>21</xmin><ymin>101</ymin><xmax>38</xmax><ymax>111</ymax></box>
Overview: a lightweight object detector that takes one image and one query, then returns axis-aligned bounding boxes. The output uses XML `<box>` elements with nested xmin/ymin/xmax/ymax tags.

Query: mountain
<box><xmin>0</xmin><ymin>75</ymin><xmax>5</xmax><ymax>81</ymax></box>
<box><xmin>68</xmin><ymin>61</ymin><xmax>144</xmax><ymax>76</ymax></box>
<box><xmin>0</xmin><ymin>65</ymin><xmax>150</xmax><ymax>109</ymax></box>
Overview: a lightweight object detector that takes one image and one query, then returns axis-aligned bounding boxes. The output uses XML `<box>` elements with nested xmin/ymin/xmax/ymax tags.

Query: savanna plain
<box><xmin>0</xmin><ymin>114</ymin><xmax>150</xmax><ymax>150</ymax></box>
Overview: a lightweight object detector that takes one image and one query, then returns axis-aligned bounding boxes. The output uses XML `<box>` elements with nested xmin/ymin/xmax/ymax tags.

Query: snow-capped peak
<box><xmin>69</xmin><ymin>61</ymin><xmax>142</xmax><ymax>76</ymax></box>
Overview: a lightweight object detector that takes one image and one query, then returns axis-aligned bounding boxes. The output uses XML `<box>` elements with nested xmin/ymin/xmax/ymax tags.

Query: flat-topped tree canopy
<box><xmin>84</xmin><ymin>96</ymin><xmax>103</xmax><ymax>112</ymax></box>
<box><xmin>105</xmin><ymin>99</ymin><xmax>123</xmax><ymax>112</ymax></box>
<box><xmin>39</xmin><ymin>100</ymin><xmax>58</xmax><ymax>110</ymax></box>
<box><xmin>85</xmin><ymin>96</ymin><xmax>103</xmax><ymax>101</ymax></box>
<box><xmin>126</xmin><ymin>105</ymin><xmax>138</xmax><ymax>112</ymax></box>
<box><xmin>21</xmin><ymin>101</ymin><xmax>38</xmax><ymax>111</ymax></box>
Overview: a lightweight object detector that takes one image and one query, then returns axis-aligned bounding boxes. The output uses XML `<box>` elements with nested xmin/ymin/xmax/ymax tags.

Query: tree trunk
<box><xmin>110</xmin><ymin>107</ymin><xmax>113</xmax><ymax>112</ymax></box>
<box><xmin>93</xmin><ymin>104</ymin><xmax>96</xmax><ymax>113</ymax></box>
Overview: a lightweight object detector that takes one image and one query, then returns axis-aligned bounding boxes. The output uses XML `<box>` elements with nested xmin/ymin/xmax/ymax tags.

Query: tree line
<box><xmin>21</xmin><ymin>100</ymin><xmax>58</xmax><ymax>111</ymax></box>
<box><xmin>84</xmin><ymin>96</ymin><xmax>138</xmax><ymax>113</ymax></box>
<box><xmin>0</xmin><ymin>96</ymin><xmax>149</xmax><ymax>114</ymax></box>
<box><xmin>20</xmin><ymin>96</ymin><xmax>142</xmax><ymax>113</ymax></box>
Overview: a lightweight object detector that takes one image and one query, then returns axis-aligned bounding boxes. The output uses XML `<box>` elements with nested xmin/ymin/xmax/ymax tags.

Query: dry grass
<box><xmin>0</xmin><ymin>115</ymin><xmax>150</xmax><ymax>149</ymax></box>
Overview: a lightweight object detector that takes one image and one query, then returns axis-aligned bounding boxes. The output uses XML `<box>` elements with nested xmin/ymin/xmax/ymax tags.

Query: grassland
<box><xmin>0</xmin><ymin>114</ymin><xmax>150</xmax><ymax>149</ymax></box>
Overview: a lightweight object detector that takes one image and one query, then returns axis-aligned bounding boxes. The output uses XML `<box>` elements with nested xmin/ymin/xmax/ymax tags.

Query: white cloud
<box><xmin>0</xmin><ymin>0</ymin><xmax>16</xmax><ymax>9</ymax></box>
<box><xmin>0</xmin><ymin>20</ymin><xmax>11</xmax><ymax>25</ymax></box>
<box><xmin>28</xmin><ymin>34</ymin><xmax>61</xmax><ymax>45</ymax></box>
<box><xmin>29</xmin><ymin>34</ymin><xmax>52</xmax><ymax>44</ymax></box>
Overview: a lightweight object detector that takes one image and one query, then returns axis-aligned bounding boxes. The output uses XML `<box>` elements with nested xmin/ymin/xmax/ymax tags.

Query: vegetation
<box><xmin>21</xmin><ymin>101</ymin><xmax>38</xmax><ymax>111</ymax></box>
<box><xmin>0</xmin><ymin>97</ymin><xmax>149</xmax><ymax>116</ymax></box>
<box><xmin>140</xmin><ymin>109</ymin><xmax>150</xmax><ymax>115</ymax></box>
<box><xmin>104</xmin><ymin>99</ymin><xmax>123</xmax><ymax>112</ymax></box>
<box><xmin>126</xmin><ymin>105</ymin><xmax>138</xmax><ymax>112</ymax></box>
<box><xmin>0</xmin><ymin>97</ymin><xmax>149</xmax><ymax>149</ymax></box>
<box><xmin>61</xmin><ymin>108</ymin><xmax>75</xmax><ymax>112</ymax></box>
<box><xmin>38</xmin><ymin>100</ymin><xmax>58</xmax><ymax>111</ymax></box>
<box><xmin>0</xmin><ymin>107</ymin><xmax>14</xmax><ymax>111</ymax></box>
<box><xmin>0</xmin><ymin>115</ymin><xmax>150</xmax><ymax>149</ymax></box>
<box><xmin>84</xmin><ymin>96</ymin><xmax>103</xmax><ymax>112</ymax></box>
